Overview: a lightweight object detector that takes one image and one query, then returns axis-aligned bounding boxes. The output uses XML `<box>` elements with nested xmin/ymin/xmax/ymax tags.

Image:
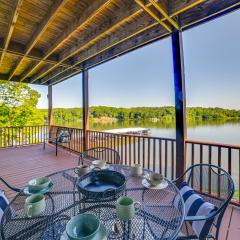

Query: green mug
<box><xmin>116</xmin><ymin>196</ymin><xmax>141</xmax><ymax>221</ymax></box>
<box><xmin>24</xmin><ymin>194</ymin><xmax>46</xmax><ymax>217</ymax></box>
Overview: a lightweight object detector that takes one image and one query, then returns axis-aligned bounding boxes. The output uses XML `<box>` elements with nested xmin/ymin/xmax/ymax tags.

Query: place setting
<box><xmin>74</xmin><ymin>160</ymin><xmax>109</xmax><ymax>178</ymax></box>
<box><xmin>60</xmin><ymin>213</ymin><xmax>108</xmax><ymax>240</ymax></box>
<box><xmin>90</xmin><ymin>159</ymin><xmax>109</xmax><ymax>170</ymax></box>
<box><xmin>60</xmin><ymin>194</ymin><xmax>142</xmax><ymax>240</ymax></box>
<box><xmin>23</xmin><ymin>176</ymin><xmax>53</xmax><ymax>195</ymax></box>
<box><xmin>109</xmin><ymin>195</ymin><xmax>142</xmax><ymax>239</ymax></box>
<box><xmin>130</xmin><ymin>163</ymin><xmax>168</xmax><ymax>190</ymax></box>
<box><xmin>142</xmin><ymin>173</ymin><xmax>168</xmax><ymax>190</ymax></box>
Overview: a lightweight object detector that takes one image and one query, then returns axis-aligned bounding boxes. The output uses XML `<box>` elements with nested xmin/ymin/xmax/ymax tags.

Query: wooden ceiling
<box><xmin>0</xmin><ymin>0</ymin><xmax>239</xmax><ymax>86</ymax></box>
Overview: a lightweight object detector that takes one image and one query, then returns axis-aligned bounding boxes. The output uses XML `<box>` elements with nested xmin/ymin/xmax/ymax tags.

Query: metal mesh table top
<box><xmin>0</xmin><ymin>165</ymin><xmax>184</xmax><ymax>240</ymax></box>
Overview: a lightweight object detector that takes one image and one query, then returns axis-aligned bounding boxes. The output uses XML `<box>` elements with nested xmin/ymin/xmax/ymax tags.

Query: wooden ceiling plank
<box><xmin>20</xmin><ymin>0</ymin><xmax>112</xmax><ymax>83</ymax></box>
<box><xmin>134</xmin><ymin>0</ymin><xmax>172</xmax><ymax>32</ymax></box>
<box><xmin>148</xmin><ymin>0</ymin><xmax>179</xmax><ymax>29</ymax></box>
<box><xmin>0</xmin><ymin>0</ymin><xmax>23</xmax><ymax>66</ymax></box>
<box><xmin>30</xmin><ymin>1</ymin><xmax>148</xmax><ymax>84</ymax></box>
<box><xmin>39</xmin><ymin>0</ymin><xmax>203</xmax><ymax>85</ymax></box>
<box><xmin>169</xmin><ymin>0</ymin><xmax>205</xmax><ymax>17</ymax></box>
<box><xmin>8</xmin><ymin>0</ymin><xmax>69</xmax><ymax>81</ymax></box>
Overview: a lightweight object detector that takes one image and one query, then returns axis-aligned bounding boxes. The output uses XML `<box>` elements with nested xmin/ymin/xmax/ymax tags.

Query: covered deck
<box><xmin>1</xmin><ymin>0</ymin><xmax>240</xmax><ymax>239</ymax></box>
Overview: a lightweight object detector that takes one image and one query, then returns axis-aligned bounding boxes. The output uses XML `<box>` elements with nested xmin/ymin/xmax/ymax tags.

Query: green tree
<box><xmin>0</xmin><ymin>81</ymin><xmax>43</xmax><ymax>126</ymax></box>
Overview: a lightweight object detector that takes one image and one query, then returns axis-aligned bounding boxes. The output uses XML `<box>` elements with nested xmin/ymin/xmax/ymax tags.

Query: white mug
<box><xmin>131</xmin><ymin>164</ymin><xmax>143</xmax><ymax>176</ymax></box>
<box><xmin>74</xmin><ymin>165</ymin><xmax>89</xmax><ymax>176</ymax></box>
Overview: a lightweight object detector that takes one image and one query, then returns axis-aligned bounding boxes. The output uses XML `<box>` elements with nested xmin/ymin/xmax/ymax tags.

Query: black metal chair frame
<box><xmin>0</xmin><ymin>177</ymin><xmax>21</xmax><ymax>194</ymax></box>
<box><xmin>173</xmin><ymin>163</ymin><xmax>235</xmax><ymax>240</ymax></box>
<box><xmin>78</xmin><ymin>147</ymin><xmax>121</xmax><ymax>165</ymax></box>
<box><xmin>43</xmin><ymin>127</ymin><xmax>73</xmax><ymax>156</ymax></box>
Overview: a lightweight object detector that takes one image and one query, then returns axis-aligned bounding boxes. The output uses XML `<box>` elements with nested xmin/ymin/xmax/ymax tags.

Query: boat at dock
<box><xmin>104</xmin><ymin>127</ymin><xmax>151</xmax><ymax>135</ymax></box>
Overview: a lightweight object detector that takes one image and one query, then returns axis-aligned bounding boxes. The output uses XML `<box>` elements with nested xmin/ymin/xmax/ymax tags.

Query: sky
<box><xmin>31</xmin><ymin>10</ymin><xmax>240</xmax><ymax>110</ymax></box>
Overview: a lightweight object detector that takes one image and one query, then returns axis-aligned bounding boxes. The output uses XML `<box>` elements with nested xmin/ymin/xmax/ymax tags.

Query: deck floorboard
<box><xmin>0</xmin><ymin>144</ymin><xmax>239</xmax><ymax>239</ymax></box>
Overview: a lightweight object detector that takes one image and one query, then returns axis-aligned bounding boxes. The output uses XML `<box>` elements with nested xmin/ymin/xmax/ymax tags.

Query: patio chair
<box><xmin>0</xmin><ymin>177</ymin><xmax>21</xmax><ymax>221</ymax></box>
<box><xmin>78</xmin><ymin>147</ymin><xmax>121</xmax><ymax>165</ymax></box>
<box><xmin>43</xmin><ymin>127</ymin><xmax>73</xmax><ymax>156</ymax></box>
<box><xmin>173</xmin><ymin>164</ymin><xmax>234</xmax><ymax>240</ymax></box>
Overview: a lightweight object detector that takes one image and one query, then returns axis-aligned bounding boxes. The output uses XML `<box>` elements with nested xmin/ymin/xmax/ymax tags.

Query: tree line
<box><xmin>39</xmin><ymin>106</ymin><xmax>240</xmax><ymax>124</ymax></box>
<box><xmin>1</xmin><ymin>81</ymin><xmax>240</xmax><ymax>127</ymax></box>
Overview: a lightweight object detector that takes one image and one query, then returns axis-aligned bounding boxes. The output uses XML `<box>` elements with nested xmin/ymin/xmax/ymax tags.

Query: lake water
<box><xmin>88</xmin><ymin>119</ymin><xmax>240</xmax><ymax>144</ymax></box>
<box><xmin>151</xmin><ymin>122</ymin><xmax>240</xmax><ymax>144</ymax></box>
<box><xmin>54</xmin><ymin>118</ymin><xmax>240</xmax><ymax>144</ymax></box>
<box><xmin>55</xmin><ymin>119</ymin><xmax>240</xmax><ymax>144</ymax></box>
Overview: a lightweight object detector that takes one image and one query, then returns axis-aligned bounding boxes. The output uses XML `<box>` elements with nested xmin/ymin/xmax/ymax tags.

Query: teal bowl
<box><xmin>28</xmin><ymin>177</ymin><xmax>51</xmax><ymax>192</ymax></box>
<box><xmin>66</xmin><ymin>213</ymin><xmax>100</xmax><ymax>240</ymax></box>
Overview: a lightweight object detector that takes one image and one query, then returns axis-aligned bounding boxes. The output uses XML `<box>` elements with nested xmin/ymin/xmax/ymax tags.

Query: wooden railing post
<box><xmin>172</xmin><ymin>30</ymin><xmax>187</xmax><ymax>180</ymax></box>
<box><xmin>48</xmin><ymin>85</ymin><xmax>53</xmax><ymax>137</ymax></box>
<box><xmin>82</xmin><ymin>68</ymin><xmax>89</xmax><ymax>151</ymax></box>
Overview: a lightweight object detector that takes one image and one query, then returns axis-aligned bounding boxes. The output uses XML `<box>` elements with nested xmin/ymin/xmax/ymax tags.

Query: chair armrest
<box><xmin>0</xmin><ymin>177</ymin><xmax>21</xmax><ymax>192</ymax></box>
<box><xmin>185</xmin><ymin>215</ymin><xmax>211</xmax><ymax>221</ymax></box>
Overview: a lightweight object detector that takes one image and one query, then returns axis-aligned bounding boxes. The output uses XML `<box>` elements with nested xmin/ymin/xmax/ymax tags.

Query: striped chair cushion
<box><xmin>0</xmin><ymin>191</ymin><xmax>9</xmax><ymax>221</ymax></box>
<box><xmin>179</xmin><ymin>182</ymin><xmax>217</xmax><ymax>238</ymax></box>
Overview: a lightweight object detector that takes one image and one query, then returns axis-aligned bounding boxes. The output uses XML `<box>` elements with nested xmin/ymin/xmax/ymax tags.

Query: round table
<box><xmin>0</xmin><ymin>165</ymin><xmax>184</xmax><ymax>240</ymax></box>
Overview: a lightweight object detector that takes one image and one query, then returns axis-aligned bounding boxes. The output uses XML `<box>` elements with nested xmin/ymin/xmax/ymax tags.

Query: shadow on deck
<box><xmin>0</xmin><ymin>144</ymin><xmax>239</xmax><ymax>239</ymax></box>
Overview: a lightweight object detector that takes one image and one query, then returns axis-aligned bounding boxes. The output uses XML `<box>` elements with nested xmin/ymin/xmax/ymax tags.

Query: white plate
<box><xmin>142</xmin><ymin>179</ymin><xmax>168</xmax><ymax>190</ymax></box>
<box><xmin>60</xmin><ymin>224</ymin><xmax>108</xmax><ymax>240</ymax></box>
<box><xmin>90</xmin><ymin>164</ymin><xmax>109</xmax><ymax>170</ymax></box>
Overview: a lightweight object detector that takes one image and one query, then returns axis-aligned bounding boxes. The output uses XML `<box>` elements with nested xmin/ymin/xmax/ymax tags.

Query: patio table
<box><xmin>0</xmin><ymin>165</ymin><xmax>184</xmax><ymax>240</ymax></box>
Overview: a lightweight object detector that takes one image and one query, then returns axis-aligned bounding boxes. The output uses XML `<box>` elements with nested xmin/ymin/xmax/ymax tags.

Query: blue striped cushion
<box><xmin>0</xmin><ymin>191</ymin><xmax>9</xmax><ymax>221</ymax></box>
<box><xmin>179</xmin><ymin>182</ymin><xmax>217</xmax><ymax>238</ymax></box>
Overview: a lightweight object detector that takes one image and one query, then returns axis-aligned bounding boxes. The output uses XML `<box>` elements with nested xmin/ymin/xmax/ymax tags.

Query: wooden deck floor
<box><xmin>0</xmin><ymin>144</ymin><xmax>239</xmax><ymax>239</ymax></box>
<box><xmin>0</xmin><ymin>144</ymin><xmax>78</xmax><ymax>200</ymax></box>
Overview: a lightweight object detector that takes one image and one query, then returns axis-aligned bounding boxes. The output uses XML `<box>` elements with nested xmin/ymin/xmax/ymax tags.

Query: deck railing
<box><xmin>186</xmin><ymin>140</ymin><xmax>240</xmax><ymax>206</ymax></box>
<box><xmin>50</xmin><ymin>126</ymin><xmax>176</xmax><ymax>179</ymax></box>
<box><xmin>87</xmin><ymin>130</ymin><xmax>176</xmax><ymax>179</ymax></box>
<box><xmin>0</xmin><ymin>125</ymin><xmax>48</xmax><ymax>148</ymax></box>
<box><xmin>0</xmin><ymin>125</ymin><xmax>239</xmax><ymax>205</ymax></box>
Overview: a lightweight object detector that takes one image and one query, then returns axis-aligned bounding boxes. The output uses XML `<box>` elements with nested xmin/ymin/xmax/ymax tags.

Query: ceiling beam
<box><xmin>135</xmin><ymin>0</ymin><xmax>172</xmax><ymax>32</ymax></box>
<box><xmin>40</xmin><ymin>0</ymin><xmax>203</xmax><ymax>85</ymax></box>
<box><xmin>0</xmin><ymin>0</ymin><xmax>23</xmax><ymax>67</ymax></box>
<box><xmin>0</xmin><ymin>73</ymin><xmax>36</xmax><ymax>84</ymax></box>
<box><xmin>19</xmin><ymin>0</ymin><xmax>112</xmax><ymax>83</ymax></box>
<box><xmin>180</xmin><ymin>0</ymin><xmax>239</xmax><ymax>29</ymax></box>
<box><xmin>0</xmin><ymin>48</ymin><xmax>80</xmax><ymax>70</ymax></box>
<box><xmin>148</xmin><ymin>0</ymin><xmax>179</xmax><ymax>30</ymax></box>
<box><xmin>8</xmin><ymin>0</ymin><xmax>69</xmax><ymax>81</ymax></box>
<box><xmin>29</xmin><ymin>0</ymin><xmax>145</xmax><ymax>84</ymax></box>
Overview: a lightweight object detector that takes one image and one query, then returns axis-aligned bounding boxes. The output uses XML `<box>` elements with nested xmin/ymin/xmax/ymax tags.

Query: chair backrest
<box><xmin>80</xmin><ymin>147</ymin><xmax>121</xmax><ymax>165</ymax></box>
<box><xmin>183</xmin><ymin>164</ymin><xmax>234</xmax><ymax>209</ymax></box>
<box><xmin>181</xmin><ymin>164</ymin><xmax>234</xmax><ymax>237</ymax></box>
<box><xmin>56</xmin><ymin>128</ymin><xmax>73</xmax><ymax>142</ymax></box>
<box><xmin>0</xmin><ymin>191</ymin><xmax>9</xmax><ymax>221</ymax></box>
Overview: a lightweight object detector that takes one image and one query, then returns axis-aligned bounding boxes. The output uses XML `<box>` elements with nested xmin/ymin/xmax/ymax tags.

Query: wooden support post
<box><xmin>48</xmin><ymin>86</ymin><xmax>53</xmax><ymax>138</ymax></box>
<box><xmin>172</xmin><ymin>30</ymin><xmax>187</xmax><ymax>180</ymax></box>
<box><xmin>48</xmin><ymin>85</ymin><xmax>53</xmax><ymax>127</ymax></box>
<box><xmin>82</xmin><ymin>68</ymin><xmax>89</xmax><ymax>151</ymax></box>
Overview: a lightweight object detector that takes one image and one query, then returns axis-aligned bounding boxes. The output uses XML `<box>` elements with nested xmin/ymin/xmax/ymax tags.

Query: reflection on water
<box><xmin>54</xmin><ymin>118</ymin><xmax>240</xmax><ymax>144</ymax></box>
